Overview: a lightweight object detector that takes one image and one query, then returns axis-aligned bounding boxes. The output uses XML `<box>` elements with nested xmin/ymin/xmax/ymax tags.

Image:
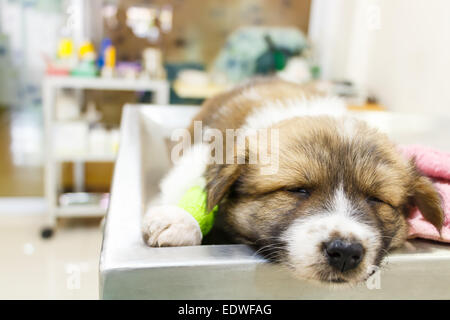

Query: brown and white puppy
<box><xmin>142</xmin><ymin>78</ymin><xmax>444</xmax><ymax>284</ymax></box>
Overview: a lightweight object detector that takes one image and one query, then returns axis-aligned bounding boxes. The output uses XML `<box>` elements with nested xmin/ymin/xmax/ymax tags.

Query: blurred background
<box><xmin>0</xmin><ymin>0</ymin><xmax>449</xmax><ymax>299</ymax></box>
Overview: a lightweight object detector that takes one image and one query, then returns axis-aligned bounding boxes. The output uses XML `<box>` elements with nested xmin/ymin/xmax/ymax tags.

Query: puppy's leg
<box><xmin>142</xmin><ymin>205</ymin><xmax>202</xmax><ymax>246</ymax></box>
<box><xmin>142</xmin><ymin>144</ymin><xmax>210</xmax><ymax>247</ymax></box>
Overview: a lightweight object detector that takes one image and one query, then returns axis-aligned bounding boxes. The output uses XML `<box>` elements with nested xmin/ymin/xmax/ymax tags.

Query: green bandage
<box><xmin>178</xmin><ymin>186</ymin><xmax>217</xmax><ymax>236</ymax></box>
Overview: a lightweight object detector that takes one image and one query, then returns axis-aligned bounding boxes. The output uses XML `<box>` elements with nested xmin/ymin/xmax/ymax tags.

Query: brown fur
<box><xmin>192</xmin><ymin>78</ymin><xmax>444</xmax><ymax>280</ymax></box>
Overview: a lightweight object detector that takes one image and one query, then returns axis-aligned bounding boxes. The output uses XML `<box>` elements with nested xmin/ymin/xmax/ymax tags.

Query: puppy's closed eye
<box><xmin>367</xmin><ymin>196</ymin><xmax>386</xmax><ymax>205</ymax></box>
<box><xmin>367</xmin><ymin>195</ymin><xmax>397</xmax><ymax>210</ymax></box>
<box><xmin>286</xmin><ymin>187</ymin><xmax>311</xmax><ymax>198</ymax></box>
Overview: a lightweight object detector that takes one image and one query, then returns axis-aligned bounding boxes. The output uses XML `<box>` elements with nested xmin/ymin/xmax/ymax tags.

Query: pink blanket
<box><xmin>399</xmin><ymin>145</ymin><xmax>450</xmax><ymax>243</ymax></box>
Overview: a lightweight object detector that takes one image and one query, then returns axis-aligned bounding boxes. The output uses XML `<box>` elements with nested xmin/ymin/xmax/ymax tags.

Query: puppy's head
<box><xmin>206</xmin><ymin>116</ymin><xmax>444</xmax><ymax>284</ymax></box>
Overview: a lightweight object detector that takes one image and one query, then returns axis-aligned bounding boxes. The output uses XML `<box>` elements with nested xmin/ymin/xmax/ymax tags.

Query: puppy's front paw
<box><xmin>142</xmin><ymin>205</ymin><xmax>202</xmax><ymax>247</ymax></box>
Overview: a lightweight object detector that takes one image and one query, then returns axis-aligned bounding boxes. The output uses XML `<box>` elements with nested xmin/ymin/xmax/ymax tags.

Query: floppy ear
<box><xmin>205</xmin><ymin>133</ymin><xmax>253</xmax><ymax>212</ymax></box>
<box><xmin>410</xmin><ymin>174</ymin><xmax>444</xmax><ymax>232</ymax></box>
<box><xmin>205</xmin><ymin>163</ymin><xmax>241</xmax><ymax>212</ymax></box>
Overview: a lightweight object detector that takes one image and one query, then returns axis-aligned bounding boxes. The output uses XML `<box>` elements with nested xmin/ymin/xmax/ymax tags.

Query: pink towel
<box><xmin>399</xmin><ymin>145</ymin><xmax>450</xmax><ymax>243</ymax></box>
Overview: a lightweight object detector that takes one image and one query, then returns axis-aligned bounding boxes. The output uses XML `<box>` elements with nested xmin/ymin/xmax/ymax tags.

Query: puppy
<box><xmin>142</xmin><ymin>78</ymin><xmax>444</xmax><ymax>284</ymax></box>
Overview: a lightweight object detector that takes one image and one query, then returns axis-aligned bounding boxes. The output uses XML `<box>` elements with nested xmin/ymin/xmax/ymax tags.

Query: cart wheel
<box><xmin>40</xmin><ymin>227</ymin><xmax>54</xmax><ymax>239</ymax></box>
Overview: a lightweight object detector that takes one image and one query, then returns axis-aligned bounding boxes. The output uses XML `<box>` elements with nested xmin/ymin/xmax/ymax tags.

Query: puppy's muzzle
<box><xmin>324</xmin><ymin>239</ymin><xmax>364</xmax><ymax>272</ymax></box>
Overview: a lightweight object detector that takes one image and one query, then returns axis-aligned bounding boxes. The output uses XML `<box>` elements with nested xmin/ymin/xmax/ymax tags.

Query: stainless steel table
<box><xmin>100</xmin><ymin>105</ymin><xmax>450</xmax><ymax>299</ymax></box>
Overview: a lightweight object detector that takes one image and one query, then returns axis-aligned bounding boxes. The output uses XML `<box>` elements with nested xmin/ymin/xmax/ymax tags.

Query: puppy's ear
<box><xmin>205</xmin><ymin>163</ymin><xmax>241</xmax><ymax>212</ymax></box>
<box><xmin>410</xmin><ymin>173</ymin><xmax>444</xmax><ymax>232</ymax></box>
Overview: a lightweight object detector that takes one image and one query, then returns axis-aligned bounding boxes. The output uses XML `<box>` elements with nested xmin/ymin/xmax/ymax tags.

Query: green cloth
<box><xmin>178</xmin><ymin>186</ymin><xmax>217</xmax><ymax>236</ymax></box>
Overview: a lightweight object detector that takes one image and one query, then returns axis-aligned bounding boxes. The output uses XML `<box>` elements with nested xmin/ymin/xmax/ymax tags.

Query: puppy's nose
<box><xmin>325</xmin><ymin>239</ymin><xmax>364</xmax><ymax>272</ymax></box>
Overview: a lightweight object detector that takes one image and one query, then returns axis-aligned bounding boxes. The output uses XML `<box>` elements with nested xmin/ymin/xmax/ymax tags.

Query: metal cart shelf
<box><xmin>42</xmin><ymin>76</ymin><xmax>169</xmax><ymax>238</ymax></box>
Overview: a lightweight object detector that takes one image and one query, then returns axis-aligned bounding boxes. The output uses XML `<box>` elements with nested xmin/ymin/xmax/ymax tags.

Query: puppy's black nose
<box><xmin>325</xmin><ymin>239</ymin><xmax>364</xmax><ymax>272</ymax></box>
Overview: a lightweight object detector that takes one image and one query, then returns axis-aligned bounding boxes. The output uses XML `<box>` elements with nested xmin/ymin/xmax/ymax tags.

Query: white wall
<box><xmin>309</xmin><ymin>0</ymin><xmax>450</xmax><ymax>115</ymax></box>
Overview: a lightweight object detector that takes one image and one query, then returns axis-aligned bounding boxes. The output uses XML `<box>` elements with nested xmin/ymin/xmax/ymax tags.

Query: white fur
<box><xmin>160</xmin><ymin>143</ymin><xmax>211</xmax><ymax>205</ymax></box>
<box><xmin>242</xmin><ymin>97</ymin><xmax>346</xmax><ymax>134</ymax></box>
<box><xmin>282</xmin><ymin>185</ymin><xmax>381</xmax><ymax>282</ymax></box>
<box><xmin>241</xmin><ymin>87</ymin><xmax>263</xmax><ymax>100</ymax></box>
<box><xmin>340</xmin><ymin>116</ymin><xmax>360</xmax><ymax>140</ymax></box>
